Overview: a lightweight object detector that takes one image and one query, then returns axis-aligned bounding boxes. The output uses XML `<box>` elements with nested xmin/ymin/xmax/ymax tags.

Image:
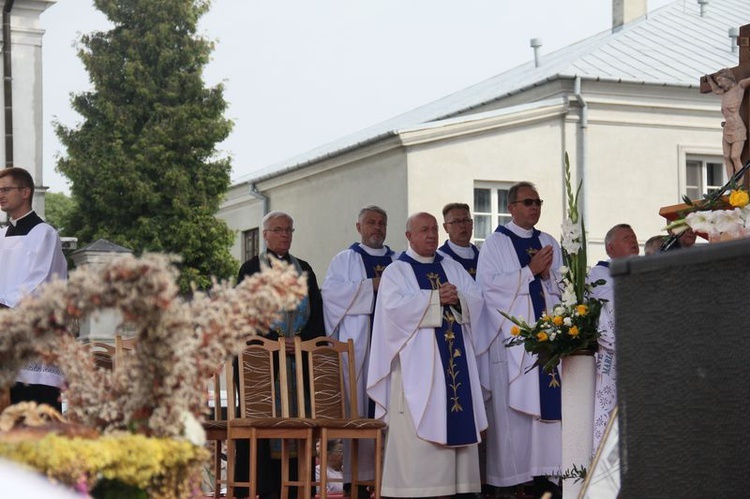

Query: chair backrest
<box><xmin>207</xmin><ymin>360</ymin><xmax>234</xmax><ymax>421</ymax></box>
<box><xmin>81</xmin><ymin>341</ymin><xmax>116</xmax><ymax>371</ymax></box>
<box><xmin>115</xmin><ymin>335</ymin><xmax>137</xmax><ymax>356</ymax></box>
<box><xmin>238</xmin><ymin>336</ymin><xmax>289</xmax><ymax>419</ymax></box>
<box><xmin>294</xmin><ymin>336</ymin><xmax>357</xmax><ymax>420</ymax></box>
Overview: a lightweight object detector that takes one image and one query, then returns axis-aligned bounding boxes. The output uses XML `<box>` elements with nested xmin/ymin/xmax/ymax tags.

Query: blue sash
<box><xmin>350</xmin><ymin>243</ymin><xmax>395</xmax><ymax>417</ymax></box>
<box><xmin>438</xmin><ymin>241</ymin><xmax>479</xmax><ymax>280</ymax></box>
<box><xmin>596</xmin><ymin>260</ymin><xmax>610</xmax><ymax>268</ymax></box>
<box><xmin>398</xmin><ymin>253</ymin><xmax>478</xmax><ymax>445</ymax></box>
<box><xmin>496</xmin><ymin>225</ymin><xmax>561</xmax><ymax>421</ymax></box>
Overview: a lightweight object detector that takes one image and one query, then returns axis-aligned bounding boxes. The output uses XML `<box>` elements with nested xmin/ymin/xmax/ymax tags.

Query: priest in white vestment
<box><xmin>475</xmin><ymin>182</ymin><xmax>563</xmax><ymax>495</ymax></box>
<box><xmin>0</xmin><ymin>168</ymin><xmax>68</xmax><ymax>410</ymax></box>
<box><xmin>437</xmin><ymin>202</ymin><xmax>480</xmax><ymax>279</ymax></box>
<box><xmin>321</xmin><ymin>205</ymin><xmax>398</xmax><ymax>488</ymax></box>
<box><xmin>367</xmin><ymin>212</ymin><xmax>487</xmax><ymax>497</ymax></box>
<box><xmin>588</xmin><ymin>223</ymin><xmax>639</xmax><ymax>453</ymax></box>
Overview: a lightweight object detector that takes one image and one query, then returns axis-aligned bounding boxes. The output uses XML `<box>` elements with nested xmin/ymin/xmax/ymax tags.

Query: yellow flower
<box><xmin>568</xmin><ymin>326</ymin><xmax>580</xmax><ymax>337</ymax></box>
<box><xmin>536</xmin><ymin>331</ymin><xmax>549</xmax><ymax>342</ymax></box>
<box><xmin>510</xmin><ymin>325</ymin><xmax>521</xmax><ymax>337</ymax></box>
<box><xmin>552</xmin><ymin>316</ymin><xmax>564</xmax><ymax>326</ymax></box>
<box><xmin>576</xmin><ymin>304</ymin><xmax>588</xmax><ymax>316</ymax></box>
<box><xmin>729</xmin><ymin>189</ymin><xmax>750</xmax><ymax>208</ymax></box>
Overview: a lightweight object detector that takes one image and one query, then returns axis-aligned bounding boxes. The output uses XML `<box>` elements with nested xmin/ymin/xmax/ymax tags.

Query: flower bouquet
<box><xmin>666</xmin><ymin>187</ymin><xmax>750</xmax><ymax>242</ymax></box>
<box><xmin>503</xmin><ymin>154</ymin><xmax>604</xmax><ymax>373</ymax></box>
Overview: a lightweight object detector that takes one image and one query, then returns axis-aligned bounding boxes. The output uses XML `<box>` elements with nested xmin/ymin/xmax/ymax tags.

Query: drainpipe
<box><xmin>573</xmin><ymin>76</ymin><xmax>588</xmax><ymax>227</ymax></box>
<box><xmin>3</xmin><ymin>0</ymin><xmax>15</xmax><ymax>169</ymax></box>
<box><xmin>248</xmin><ymin>183</ymin><xmax>269</xmax><ymax>251</ymax></box>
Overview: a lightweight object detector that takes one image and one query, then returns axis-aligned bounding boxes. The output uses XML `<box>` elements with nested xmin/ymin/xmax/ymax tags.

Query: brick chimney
<box><xmin>613</xmin><ymin>0</ymin><xmax>647</xmax><ymax>31</ymax></box>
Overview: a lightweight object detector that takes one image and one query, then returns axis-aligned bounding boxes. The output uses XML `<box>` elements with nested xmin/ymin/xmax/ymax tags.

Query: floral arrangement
<box><xmin>503</xmin><ymin>154</ymin><xmax>604</xmax><ymax>373</ymax></box>
<box><xmin>0</xmin><ymin>432</ymin><xmax>207</xmax><ymax>497</ymax></box>
<box><xmin>666</xmin><ymin>187</ymin><xmax>750</xmax><ymax>241</ymax></box>
<box><xmin>0</xmin><ymin>253</ymin><xmax>307</xmax><ymax>496</ymax></box>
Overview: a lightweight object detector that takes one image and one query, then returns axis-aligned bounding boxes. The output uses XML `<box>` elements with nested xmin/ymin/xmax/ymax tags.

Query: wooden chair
<box><xmin>294</xmin><ymin>337</ymin><xmax>384</xmax><ymax>499</ymax></box>
<box><xmin>203</xmin><ymin>360</ymin><xmax>234</xmax><ymax>498</ymax></box>
<box><xmin>81</xmin><ymin>341</ymin><xmax>116</xmax><ymax>371</ymax></box>
<box><xmin>114</xmin><ymin>334</ymin><xmax>137</xmax><ymax>358</ymax></box>
<box><xmin>227</xmin><ymin>336</ymin><xmax>315</xmax><ymax>499</ymax></box>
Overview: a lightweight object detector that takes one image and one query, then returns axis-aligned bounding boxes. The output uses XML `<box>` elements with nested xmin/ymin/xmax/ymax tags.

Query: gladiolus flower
<box><xmin>536</xmin><ymin>331</ymin><xmax>549</xmax><ymax>342</ymax></box>
<box><xmin>568</xmin><ymin>326</ymin><xmax>580</xmax><ymax>337</ymax></box>
<box><xmin>510</xmin><ymin>325</ymin><xmax>521</xmax><ymax>337</ymax></box>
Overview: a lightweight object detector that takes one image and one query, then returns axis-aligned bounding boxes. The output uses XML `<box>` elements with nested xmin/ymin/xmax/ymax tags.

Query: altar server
<box><xmin>0</xmin><ymin>167</ymin><xmax>68</xmax><ymax>410</ymax></box>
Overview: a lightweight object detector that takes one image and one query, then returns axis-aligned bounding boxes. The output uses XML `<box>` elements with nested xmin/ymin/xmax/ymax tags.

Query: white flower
<box><xmin>563</xmin><ymin>316</ymin><xmax>572</xmax><ymax>327</ymax></box>
<box><xmin>558</xmin><ymin>265</ymin><xmax>568</xmax><ymax>275</ymax></box>
<box><xmin>562</xmin><ymin>286</ymin><xmax>577</xmax><ymax>307</ymax></box>
<box><xmin>180</xmin><ymin>410</ymin><xmax>206</xmax><ymax>446</ymax></box>
<box><xmin>714</xmin><ymin>208</ymin><xmax>743</xmax><ymax>234</ymax></box>
<box><xmin>685</xmin><ymin>211</ymin><xmax>716</xmax><ymax>234</ymax></box>
<box><xmin>560</xmin><ymin>220</ymin><xmax>582</xmax><ymax>254</ymax></box>
<box><xmin>549</xmin><ymin>332</ymin><xmax>557</xmax><ymax>341</ymax></box>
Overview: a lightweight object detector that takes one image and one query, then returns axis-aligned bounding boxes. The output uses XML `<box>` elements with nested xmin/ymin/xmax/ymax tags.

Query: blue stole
<box><xmin>348</xmin><ymin>243</ymin><xmax>395</xmax><ymax>300</ymax></box>
<box><xmin>398</xmin><ymin>252</ymin><xmax>478</xmax><ymax>445</ymax></box>
<box><xmin>596</xmin><ymin>260</ymin><xmax>610</xmax><ymax>268</ymax></box>
<box><xmin>438</xmin><ymin>241</ymin><xmax>479</xmax><ymax>280</ymax></box>
<box><xmin>350</xmin><ymin>243</ymin><xmax>395</xmax><ymax>417</ymax></box>
<box><xmin>263</xmin><ymin>254</ymin><xmax>311</xmax><ymax>337</ymax></box>
<box><xmin>496</xmin><ymin>225</ymin><xmax>562</xmax><ymax>421</ymax></box>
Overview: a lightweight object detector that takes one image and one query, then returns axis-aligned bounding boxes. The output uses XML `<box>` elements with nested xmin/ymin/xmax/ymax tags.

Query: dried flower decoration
<box><xmin>0</xmin><ymin>253</ymin><xmax>307</xmax><ymax>438</ymax></box>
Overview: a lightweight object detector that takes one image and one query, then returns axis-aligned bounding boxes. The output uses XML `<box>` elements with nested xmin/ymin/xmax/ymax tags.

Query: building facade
<box><xmin>218</xmin><ymin>0</ymin><xmax>749</xmax><ymax>277</ymax></box>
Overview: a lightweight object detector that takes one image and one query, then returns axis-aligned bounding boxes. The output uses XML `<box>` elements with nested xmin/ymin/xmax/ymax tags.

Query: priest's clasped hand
<box><xmin>439</xmin><ymin>282</ymin><xmax>460</xmax><ymax>306</ymax></box>
<box><xmin>529</xmin><ymin>245</ymin><xmax>554</xmax><ymax>280</ymax></box>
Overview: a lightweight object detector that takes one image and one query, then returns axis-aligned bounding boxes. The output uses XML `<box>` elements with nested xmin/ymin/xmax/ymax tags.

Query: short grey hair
<box><xmin>262</xmin><ymin>211</ymin><xmax>293</xmax><ymax>230</ymax></box>
<box><xmin>357</xmin><ymin>205</ymin><xmax>388</xmax><ymax>223</ymax></box>
<box><xmin>604</xmin><ymin>223</ymin><xmax>633</xmax><ymax>246</ymax></box>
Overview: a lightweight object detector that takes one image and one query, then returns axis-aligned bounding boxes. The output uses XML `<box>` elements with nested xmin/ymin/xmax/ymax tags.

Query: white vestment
<box><xmin>321</xmin><ymin>243</ymin><xmax>397</xmax><ymax>482</ymax></box>
<box><xmin>475</xmin><ymin>221</ymin><xmax>563</xmax><ymax>486</ymax></box>
<box><xmin>588</xmin><ymin>263</ymin><xmax>617</xmax><ymax>453</ymax></box>
<box><xmin>366</xmin><ymin>249</ymin><xmax>488</xmax><ymax>495</ymax></box>
<box><xmin>0</xmin><ymin>213</ymin><xmax>68</xmax><ymax>388</ymax></box>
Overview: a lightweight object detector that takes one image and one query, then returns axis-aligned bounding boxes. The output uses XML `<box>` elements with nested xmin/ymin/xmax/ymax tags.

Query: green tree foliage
<box><xmin>55</xmin><ymin>0</ymin><xmax>237</xmax><ymax>291</ymax></box>
<box><xmin>44</xmin><ymin>192</ymin><xmax>77</xmax><ymax>234</ymax></box>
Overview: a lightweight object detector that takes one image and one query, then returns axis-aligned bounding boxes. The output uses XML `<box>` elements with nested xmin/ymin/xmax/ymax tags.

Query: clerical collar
<box><xmin>8</xmin><ymin>209</ymin><xmax>34</xmax><ymax>227</ymax></box>
<box><xmin>266</xmin><ymin>250</ymin><xmax>290</xmax><ymax>261</ymax></box>
<box><xmin>406</xmin><ymin>247</ymin><xmax>434</xmax><ymax>263</ymax></box>
<box><xmin>506</xmin><ymin>220</ymin><xmax>535</xmax><ymax>238</ymax></box>
<box><xmin>358</xmin><ymin>243</ymin><xmax>389</xmax><ymax>257</ymax></box>
<box><xmin>446</xmin><ymin>240</ymin><xmax>475</xmax><ymax>259</ymax></box>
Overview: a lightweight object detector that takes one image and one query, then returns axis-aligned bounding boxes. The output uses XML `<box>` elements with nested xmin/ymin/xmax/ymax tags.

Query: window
<box><xmin>685</xmin><ymin>157</ymin><xmax>724</xmax><ymax>201</ymax></box>
<box><xmin>473</xmin><ymin>183</ymin><xmax>513</xmax><ymax>247</ymax></box>
<box><xmin>242</xmin><ymin>228</ymin><xmax>259</xmax><ymax>262</ymax></box>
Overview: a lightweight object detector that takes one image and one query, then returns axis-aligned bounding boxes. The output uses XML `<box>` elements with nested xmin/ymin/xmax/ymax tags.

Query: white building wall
<box><xmin>218</xmin><ymin>146</ymin><xmax>410</xmax><ymax>278</ymax></box>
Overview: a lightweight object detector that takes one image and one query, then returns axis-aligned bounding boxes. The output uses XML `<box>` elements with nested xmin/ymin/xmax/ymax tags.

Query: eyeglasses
<box><xmin>511</xmin><ymin>198</ymin><xmax>543</xmax><ymax>207</ymax></box>
<box><xmin>0</xmin><ymin>186</ymin><xmax>23</xmax><ymax>194</ymax></box>
<box><xmin>445</xmin><ymin>218</ymin><xmax>473</xmax><ymax>225</ymax></box>
<box><xmin>266</xmin><ymin>227</ymin><xmax>295</xmax><ymax>234</ymax></box>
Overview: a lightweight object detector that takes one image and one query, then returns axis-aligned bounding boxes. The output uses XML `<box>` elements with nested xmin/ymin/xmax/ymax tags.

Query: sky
<box><xmin>40</xmin><ymin>0</ymin><xmax>676</xmax><ymax>194</ymax></box>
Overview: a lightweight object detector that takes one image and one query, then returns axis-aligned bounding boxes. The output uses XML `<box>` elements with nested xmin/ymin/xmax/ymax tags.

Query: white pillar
<box><xmin>561</xmin><ymin>352</ymin><xmax>596</xmax><ymax>499</ymax></box>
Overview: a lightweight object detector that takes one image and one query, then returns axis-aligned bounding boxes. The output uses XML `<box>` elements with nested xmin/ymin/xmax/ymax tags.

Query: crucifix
<box><xmin>700</xmin><ymin>23</ymin><xmax>750</xmax><ymax>186</ymax></box>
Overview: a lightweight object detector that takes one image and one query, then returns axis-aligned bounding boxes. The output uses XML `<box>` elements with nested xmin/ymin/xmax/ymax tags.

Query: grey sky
<box><xmin>40</xmin><ymin>0</ymin><xmax>675</xmax><ymax>194</ymax></box>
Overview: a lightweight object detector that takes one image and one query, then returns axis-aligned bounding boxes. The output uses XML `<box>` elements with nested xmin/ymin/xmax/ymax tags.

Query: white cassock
<box><xmin>367</xmin><ymin>249</ymin><xmax>488</xmax><ymax>497</ymax></box>
<box><xmin>321</xmin><ymin>243</ymin><xmax>397</xmax><ymax>482</ymax></box>
<box><xmin>587</xmin><ymin>262</ymin><xmax>616</xmax><ymax>453</ymax></box>
<box><xmin>475</xmin><ymin>221</ymin><xmax>563</xmax><ymax>487</ymax></box>
<box><xmin>0</xmin><ymin>214</ymin><xmax>68</xmax><ymax>389</ymax></box>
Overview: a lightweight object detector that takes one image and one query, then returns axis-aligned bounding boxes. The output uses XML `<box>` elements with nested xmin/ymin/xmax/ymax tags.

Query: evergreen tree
<box><xmin>55</xmin><ymin>0</ymin><xmax>236</xmax><ymax>290</ymax></box>
<box><xmin>44</xmin><ymin>191</ymin><xmax>77</xmax><ymax>234</ymax></box>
